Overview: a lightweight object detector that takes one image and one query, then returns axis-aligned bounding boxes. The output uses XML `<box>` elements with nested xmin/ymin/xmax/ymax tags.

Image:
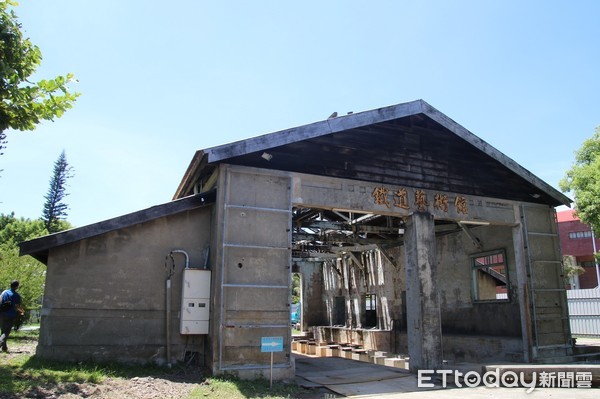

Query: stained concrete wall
<box><xmin>210</xmin><ymin>165</ymin><xmax>294</xmax><ymax>379</ymax></box>
<box><xmin>37</xmin><ymin>207</ymin><xmax>213</xmax><ymax>365</ymax></box>
<box><xmin>293</xmin><ymin>261</ymin><xmax>327</xmax><ymax>330</ymax></box>
<box><xmin>438</xmin><ymin>225</ymin><xmax>521</xmax><ymax>337</ymax></box>
<box><xmin>520</xmin><ymin>204</ymin><xmax>571</xmax><ymax>359</ymax></box>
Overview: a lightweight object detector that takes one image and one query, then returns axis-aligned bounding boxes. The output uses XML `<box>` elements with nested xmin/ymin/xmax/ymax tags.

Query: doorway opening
<box><xmin>291</xmin><ymin>272</ymin><xmax>302</xmax><ymax>331</ymax></box>
<box><xmin>289</xmin><ymin>205</ymin><xmax>514</xmax><ymax>369</ymax></box>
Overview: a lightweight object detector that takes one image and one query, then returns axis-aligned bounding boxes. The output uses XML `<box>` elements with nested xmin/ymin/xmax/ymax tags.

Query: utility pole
<box><xmin>592</xmin><ymin>230</ymin><xmax>600</xmax><ymax>289</ymax></box>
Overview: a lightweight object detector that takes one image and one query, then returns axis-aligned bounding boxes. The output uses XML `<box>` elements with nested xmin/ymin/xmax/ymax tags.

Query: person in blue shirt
<box><xmin>0</xmin><ymin>280</ymin><xmax>25</xmax><ymax>352</ymax></box>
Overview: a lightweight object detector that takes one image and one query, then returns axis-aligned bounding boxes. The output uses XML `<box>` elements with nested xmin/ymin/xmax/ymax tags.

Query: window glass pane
<box><xmin>365</xmin><ymin>294</ymin><xmax>376</xmax><ymax>310</ymax></box>
<box><xmin>570</xmin><ymin>231</ymin><xmax>593</xmax><ymax>239</ymax></box>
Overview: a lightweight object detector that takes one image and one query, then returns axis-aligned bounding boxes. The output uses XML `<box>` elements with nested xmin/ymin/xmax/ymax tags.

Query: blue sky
<box><xmin>1</xmin><ymin>0</ymin><xmax>599</xmax><ymax>227</ymax></box>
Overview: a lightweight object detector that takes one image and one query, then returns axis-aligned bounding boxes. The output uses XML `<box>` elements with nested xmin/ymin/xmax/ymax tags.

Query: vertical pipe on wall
<box><xmin>164</xmin><ymin>250</ymin><xmax>187</xmax><ymax>368</ymax></box>
<box><xmin>166</xmin><ymin>278</ymin><xmax>172</xmax><ymax>367</ymax></box>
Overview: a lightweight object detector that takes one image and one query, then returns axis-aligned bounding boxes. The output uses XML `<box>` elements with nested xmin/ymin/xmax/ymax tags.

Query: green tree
<box><xmin>292</xmin><ymin>273</ymin><xmax>301</xmax><ymax>304</ymax></box>
<box><xmin>559</xmin><ymin>127</ymin><xmax>600</xmax><ymax>233</ymax></box>
<box><xmin>0</xmin><ymin>213</ymin><xmax>48</xmax><ymax>312</ymax></box>
<box><xmin>0</xmin><ymin>1</ymin><xmax>79</xmax><ymax>155</ymax></box>
<box><xmin>563</xmin><ymin>255</ymin><xmax>585</xmax><ymax>284</ymax></box>
<box><xmin>41</xmin><ymin>150</ymin><xmax>73</xmax><ymax>233</ymax></box>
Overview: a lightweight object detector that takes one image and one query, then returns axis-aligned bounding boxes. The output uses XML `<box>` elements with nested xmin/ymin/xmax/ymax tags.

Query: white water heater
<box><xmin>180</xmin><ymin>268</ymin><xmax>211</xmax><ymax>334</ymax></box>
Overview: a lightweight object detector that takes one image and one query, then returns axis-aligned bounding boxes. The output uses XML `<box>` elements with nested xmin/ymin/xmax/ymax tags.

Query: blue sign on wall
<box><xmin>261</xmin><ymin>336</ymin><xmax>283</xmax><ymax>352</ymax></box>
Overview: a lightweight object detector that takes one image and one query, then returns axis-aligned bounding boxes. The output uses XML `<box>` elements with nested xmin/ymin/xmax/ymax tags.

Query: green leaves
<box><xmin>560</xmin><ymin>127</ymin><xmax>600</xmax><ymax>232</ymax></box>
<box><xmin>0</xmin><ymin>2</ymin><xmax>80</xmax><ymax>152</ymax></box>
<box><xmin>0</xmin><ymin>214</ymin><xmax>52</xmax><ymax>311</ymax></box>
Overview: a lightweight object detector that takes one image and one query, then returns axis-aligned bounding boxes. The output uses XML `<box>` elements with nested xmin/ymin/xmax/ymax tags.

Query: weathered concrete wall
<box><xmin>438</xmin><ymin>225</ymin><xmax>522</xmax><ymax>337</ymax></box>
<box><xmin>38</xmin><ymin>207</ymin><xmax>212</xmax><ymax>365</ymax></box>
<box><xmin>519</xmin><ymin>204</ymin><xmax>572</xmax><ymax>360</ymax></box>
<box><xmin>210</xmin><ymin>165</ymin><xmax>294</xmax><ymax>380</ymax></box>
<box><xmin>404</xmin><ymin>212</ymin><xmax>443</xmax><ymax>371</ymax></box>
<box><xmin>294</xmin><ymin>261</ymin><xmax>327</xmax><ymax>329</ymax></box>
<box><xmin>394</xmin><ymin>333</ymin><xmax>523</xmax><ymax>363</ymax></box>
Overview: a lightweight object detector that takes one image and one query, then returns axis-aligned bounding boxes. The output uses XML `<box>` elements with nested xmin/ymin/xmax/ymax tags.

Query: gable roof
<box><xmin>20</xmin><ymin>100</ymin><xmax>571</xmax><ymax>265</ymax></box>
<box><xmin>175</xmin><ymin>99</ymin><xmax>570</xmax><ymax>207</ymax></box>
<box><xmin>19</xmin><ymin>190</ymin><xmax>216</xmax><ymax>263</ymax></box>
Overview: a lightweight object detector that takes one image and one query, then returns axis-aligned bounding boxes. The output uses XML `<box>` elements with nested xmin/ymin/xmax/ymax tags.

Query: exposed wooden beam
<box><xmin>299</xmin><ymin>220</ymin><xmax>350</xmax><ymax>230</ymax></box>
<box><xmin>330</xmin><ymin>244</ymin><xmax>379</xmax><ymax>253</ymax></box>
<box><xmin>458</xmin><ymin>223</ymin><xmax>483</xmax><ymax>250</ymax></box>
<box><xmin>377</xmin><ymin>246</ymin><xmax>400</xmax><ymax>269</ymax></box>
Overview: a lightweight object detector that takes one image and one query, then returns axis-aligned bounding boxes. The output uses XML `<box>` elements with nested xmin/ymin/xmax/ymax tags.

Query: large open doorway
<box><xmin>289</xmin><ymin>204</ymin><xmax>528</xmax><ymax>369</ymax></box>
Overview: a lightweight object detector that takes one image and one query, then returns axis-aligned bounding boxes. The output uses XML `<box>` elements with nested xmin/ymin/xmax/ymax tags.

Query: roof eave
<box><xmin>420</xmin><ymin>102</ymin><xmax>572</xmax><ymax>207</ymax></box>
<box><xmin>173</xmin><ymin>151</ymin><xmax>208</xmax><ymax>200</ymax></box>
<box><xmin>20</xmin><ymin>190</ymin><xmax>216</xmax><ymax>264</ymax></box>
<box><xmin>204</xmin><ymin>99</ymin><xmax>426</xmax><ymax>163</ymax></box>
<box><xmin>176</xmin><ymin>99</ymin><xmax>571</xmax><ymax>207</ymax></box>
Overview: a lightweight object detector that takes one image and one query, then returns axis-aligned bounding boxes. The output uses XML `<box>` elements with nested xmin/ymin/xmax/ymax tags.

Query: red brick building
<box><xmin>557</xmin><ymin>209</ymin><xmax>600</xmax><ymax>289</ymax></box>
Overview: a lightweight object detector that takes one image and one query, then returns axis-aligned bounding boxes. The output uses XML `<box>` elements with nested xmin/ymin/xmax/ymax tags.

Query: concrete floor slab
<box><xmin>294</xmin><ymin>354</ymin><xmax>600</xmax><ymax>398</ymax></box>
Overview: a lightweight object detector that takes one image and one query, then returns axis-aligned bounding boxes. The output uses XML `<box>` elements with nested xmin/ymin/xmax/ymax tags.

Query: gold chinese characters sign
<box><xmin>372</xmin><ymin>186</ymin><xmax>468</xmax><ymax>215</ymax></box>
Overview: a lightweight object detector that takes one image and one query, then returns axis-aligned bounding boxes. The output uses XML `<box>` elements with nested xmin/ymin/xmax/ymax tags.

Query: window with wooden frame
<box><xmin>471</xmin><ymin>249</ymin><xmax>509</xmax><ymax>302</ymax></box>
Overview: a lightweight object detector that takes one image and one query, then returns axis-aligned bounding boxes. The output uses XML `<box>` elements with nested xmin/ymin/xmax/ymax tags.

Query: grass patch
<box><xmin>9</xmin><ymin>327</ymin><xmax>39</xmax><ymax>341</ymax></box>
<box><xmin>0</xmin><ymin>328</ymin><xmax>166</xmax><ymax>395</ymax></box>
<box><xmin>0</xmin><ymin>329</ymin><xmax>112</xmax><ymax>394</ymax></box>
<box><xmin>1</xmin><ymin>328</ymin><xmax>309</xmax><ymax>399</ymax></box>
<box><xmin>191</xmin><ymin>376</ymin><xmax>303</xmax><ymax>398</ymax></box>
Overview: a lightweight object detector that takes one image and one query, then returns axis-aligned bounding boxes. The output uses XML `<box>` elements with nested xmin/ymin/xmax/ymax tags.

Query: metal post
<box><xmin>592</xmin><ymin>230</ymin><xmax>600</xmax><ymax>288</ymax></box>
<box><xmin>166</xmin><ymin>278</ymin><xmax>172</xmax><ymax>367</ymax></box>
<box><xmin>270</xmin><ymin>352</ymin><xmax>273</xmax><ymax>389</ymax></box>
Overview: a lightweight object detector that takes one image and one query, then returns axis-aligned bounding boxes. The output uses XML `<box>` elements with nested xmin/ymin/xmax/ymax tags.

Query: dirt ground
<box><xmin>22</xmin><ymin>376</ymin><xmax>200</xmax><ymax>399</ymax></box>
<box><xmin>2</xmin><ymin>338</ymin><xmax>208</xmax><ymax>399</ymax></box>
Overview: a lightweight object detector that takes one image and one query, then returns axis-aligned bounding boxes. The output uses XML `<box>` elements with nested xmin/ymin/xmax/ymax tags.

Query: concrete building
<box><xmin>20</xmin><ymin>100</ymin><xmax>574</xmax><ymax>379</ymax></box>
<box><xmin>557</xmin><ymin>209</ymin><xmax>600</xmax><ymax>289</ymax></box>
